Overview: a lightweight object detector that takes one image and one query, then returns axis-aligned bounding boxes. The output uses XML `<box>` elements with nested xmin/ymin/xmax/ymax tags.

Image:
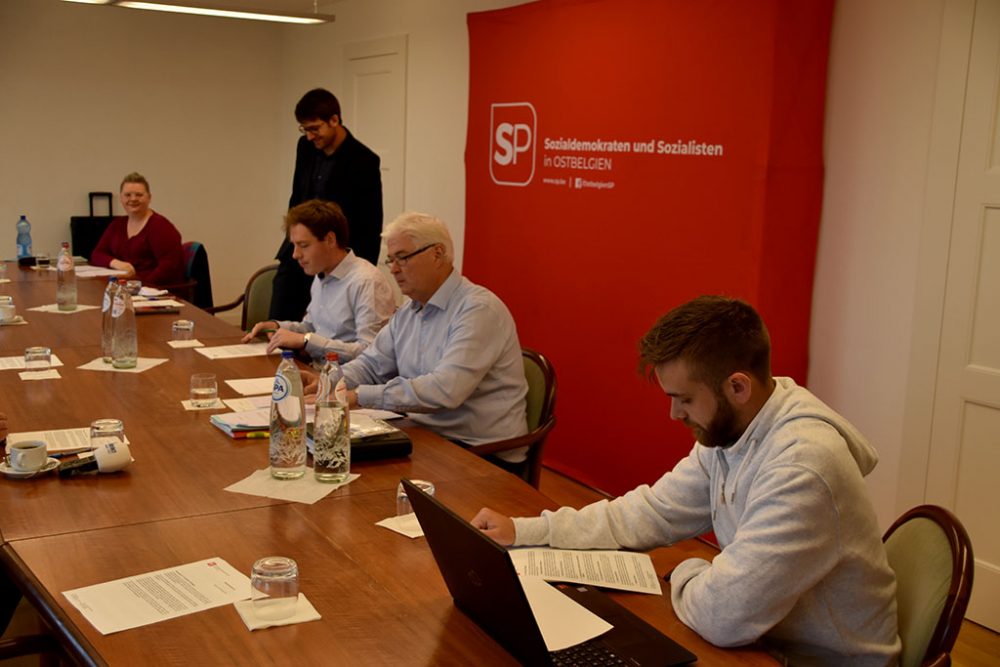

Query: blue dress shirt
<box><xmin>342</xmin><ymin>270</ymin><xmax>528</xmax><ymax>455</ymax></box>
<box><xmin>277</xmin><ymin>251</ymin><xmax>395</xmax><ymax>363</ymax></box>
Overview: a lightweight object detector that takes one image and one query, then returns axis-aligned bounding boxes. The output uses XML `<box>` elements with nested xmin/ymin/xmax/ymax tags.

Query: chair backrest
<box><xmin>522</xmin><ymin>347</ymin><xmax>556</xmax><ymax>431</ymax></box>
<box><xmin>242</xmin><ymin>264</ymin><xmax>279</xmax><ymax>331</ymax></box>
<box><xmin>883</xmin><ymin>505</ymin><xmax>973</xmax><ymax>667</ymax></box>
<box><xmin>182</xmin><ymin>241</ymin><xmax>214</xmax><ymax>309</ymax></box>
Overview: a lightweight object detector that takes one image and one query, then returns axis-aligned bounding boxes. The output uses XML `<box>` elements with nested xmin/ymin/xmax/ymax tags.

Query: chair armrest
<box><xmin>468</xmin><ymin>418</ymin><xmax>556</xmax><ymax>457</ymax></box>
<box><xmin>206</xmin><ymin>294</ymin><xmax>244</xmax><ymax>315</ymax></box>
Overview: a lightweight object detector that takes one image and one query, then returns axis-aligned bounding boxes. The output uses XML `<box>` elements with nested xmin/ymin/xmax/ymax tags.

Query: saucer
<box><xmin>0</xmin><ymin>315</ymin><xmax>25</xmax><ymax>326</ymax></box>
<box><xmin>0</xmin><ymin>457</ymin><xmax>59</xmax><ymax>479</ymax></box>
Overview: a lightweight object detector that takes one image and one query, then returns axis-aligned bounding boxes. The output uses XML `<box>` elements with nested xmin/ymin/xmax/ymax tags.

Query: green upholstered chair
<box><xmin>469</xmin><ymin>347</ymin><xmax>556</xmax><ymax>488</ymax></box>
<box><xmin>883</xmin><ymin>505</ymin><xmax>974</xmax><ymax>667</ymax></box>
<box><xmin>207</xmin><ymin>263</ymin><xmax>278</xmax><ymax>331</ymax></box>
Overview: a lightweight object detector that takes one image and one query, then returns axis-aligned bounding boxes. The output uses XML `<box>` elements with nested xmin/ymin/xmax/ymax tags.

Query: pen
<box><xmin>233</xmin><ymin>431</ymin><xmax>268</xmax><ymax>440</ymax></box>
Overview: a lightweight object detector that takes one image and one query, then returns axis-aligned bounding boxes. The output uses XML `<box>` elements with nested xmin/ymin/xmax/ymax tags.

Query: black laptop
<box><xmin>402</xmin><ymin>479</ymin><xmax>697</xmax><ymax>666</ymax></box>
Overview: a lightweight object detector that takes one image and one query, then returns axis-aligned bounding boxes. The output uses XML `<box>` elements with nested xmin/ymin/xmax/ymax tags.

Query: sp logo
<box><xmin>490</xmin><ymin>102</ymin><xmax>536</xmax><ymax>186</ymax></box>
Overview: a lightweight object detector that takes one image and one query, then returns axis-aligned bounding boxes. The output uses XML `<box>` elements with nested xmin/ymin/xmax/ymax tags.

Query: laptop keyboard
<box><xmin>550</xmin><ymin>640</ymin><xmax>627</xmax><ymax>665</ymax></box>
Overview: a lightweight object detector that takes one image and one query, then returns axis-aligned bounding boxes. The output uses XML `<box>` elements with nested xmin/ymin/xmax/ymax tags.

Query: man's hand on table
<box><xmin>471</xmin><ymin>508</ymin><xmax>516</xmax><ymax>546</ymax></box>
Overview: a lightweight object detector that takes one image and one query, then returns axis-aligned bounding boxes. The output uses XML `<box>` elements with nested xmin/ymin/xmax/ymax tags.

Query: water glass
<box><xmin>35</xmin><ymin>253</ymin><xmax>51</xmax><ymax>270</ymax></box>
<box><xmin>0</xmin><ymin>296</ymin><xmax>15</xmax><ymax>323</ymax></box>
<box><xmin>396</xmin><ymin>479</ymin><xmax>435</xmax><ymax>516</ymax></box>
<box><xmin>190</xmin><ymin>373</ymin><xmax>218</xmax><ymax>407</ymax></box>
<box><xmin>125</xmin><ymin>280</ymin><xmax>142</xmax><ymax>296</ymax></box>
<box><xmin>90</xmin><ymin>419</ymin><xmax>124</xmax><ymax>451</ymax></box>
<box><xmin>172</xmin><ymin>319</ymin><xmax>195</xmax><ymax>340</ymax></box>
<box><xmin>0</xmin><ymin>261</ymin><xmax>7</xmax><ymax>279</ymax></box>
<box><xmin>251</xmin><ymin>556</ymin><xmax>299</xmax><ymax>620</ymax></box>
<box><xmin>24</xmin><ymin>346</ymin><xmax>51</xmax><ymax>370</ymax></box>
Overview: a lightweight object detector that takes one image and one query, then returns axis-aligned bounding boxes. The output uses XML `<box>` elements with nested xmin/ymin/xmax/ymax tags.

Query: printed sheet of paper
<box><xmin>196</xmin><ymin>343</ymin><xmax>273</xmax><ymax>360</ymax></box>
<box><xmin>75</xmin><ymin>265</ymin><xmax>127</xmax><ymax>278</ymax></box>
<box><xmin>509</xmin><ymin>548</ymin><xmax>662</xmax><ymax>595</ymax></box>
<box><xmin>7</xmin><ymin>427</ymin><xmax>131</xmax><ymax>453</ymax></box>
<box><xmin>63</xmin><ymin>558</ymin><xmax>250</xmax><ymax>635</ymax></box>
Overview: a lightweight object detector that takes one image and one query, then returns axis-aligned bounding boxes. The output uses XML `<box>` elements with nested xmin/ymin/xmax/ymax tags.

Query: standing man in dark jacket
<box><xmin>270</xmin><ymin>88</ymin><xmax>383</xmax><ymax>321</ymax></box>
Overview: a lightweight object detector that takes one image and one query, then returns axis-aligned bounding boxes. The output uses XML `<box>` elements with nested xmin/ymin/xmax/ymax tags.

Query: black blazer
<box><xmin>270</xmin><ymin>129</ymin><xmax>383</xmax><ymax>321</ymax></box>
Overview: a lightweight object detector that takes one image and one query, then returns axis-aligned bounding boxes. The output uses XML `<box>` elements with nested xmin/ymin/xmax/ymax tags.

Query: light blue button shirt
<box><xmin>342</xmin><ymin>270</ymin><xmax>528</xmax><ymax>449</ymax></box>
<box><xmin>277</xmin><ymin>251</ymin><xmax>395</xmax><ymax>363</ymax></box>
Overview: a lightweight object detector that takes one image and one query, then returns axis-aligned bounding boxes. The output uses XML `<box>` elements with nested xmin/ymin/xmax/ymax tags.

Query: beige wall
<box><xmin>1</xmin><ymin>0</ymin><xmax>957</xmax><ymax>528</ymax></box>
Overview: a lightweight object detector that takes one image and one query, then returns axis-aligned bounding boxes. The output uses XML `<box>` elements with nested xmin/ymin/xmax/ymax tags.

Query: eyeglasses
<box><xmin>298</xmin><ymin>122</ymin><xmax>327</xmax><ymax>136</ymax></box>
<box><xmin>383</xmin><ymin>244</ymin><xmax>437</xmax><ymax>268</ymax></box>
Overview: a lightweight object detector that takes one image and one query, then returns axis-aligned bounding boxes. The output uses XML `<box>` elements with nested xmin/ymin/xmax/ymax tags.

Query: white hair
<box><xmin>382</xmin><ymin>212</ymin><xmax>454</xmax><ymax>263</ymax></box>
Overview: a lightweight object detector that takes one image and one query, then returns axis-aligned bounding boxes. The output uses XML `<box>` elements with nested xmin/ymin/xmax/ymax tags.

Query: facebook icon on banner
<box><xmin>490</xmin><ymin>102</ymin><xmax>536</xmax><ymax>186</ymax></box>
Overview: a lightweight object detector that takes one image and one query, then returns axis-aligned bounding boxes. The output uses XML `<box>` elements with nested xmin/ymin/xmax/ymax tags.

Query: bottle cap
<box><xmin>281</xmin><ymin>350</ymin><xmax>294</xmax><ymax>359</ymax></box>
<box><xmin>325</xmin><ymin>351</ymin><xmax>339</xmax><ymax>362</ymax></box>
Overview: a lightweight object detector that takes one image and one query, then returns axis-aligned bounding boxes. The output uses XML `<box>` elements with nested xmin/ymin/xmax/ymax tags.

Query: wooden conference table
<box><xmin>0</xmin><ymin>264</ymin><xmax>774</xmax><ymax>666</ymax></box>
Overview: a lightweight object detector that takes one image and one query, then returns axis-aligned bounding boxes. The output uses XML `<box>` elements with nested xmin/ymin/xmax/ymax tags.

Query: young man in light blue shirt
<box><xmin>244</xmin><ymin>199</ymin><xmax>394</xmax><ymax>364</ymax></box>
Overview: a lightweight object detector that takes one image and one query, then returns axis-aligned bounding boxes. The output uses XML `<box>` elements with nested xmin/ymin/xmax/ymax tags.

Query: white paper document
<box><xmin>63</xmin><ymin>558</ymin><xmax>250</xmax><ymax>635</ymax></box>
<box><xmin>0</xmin><ymin>354</ymin><xmax>65</xmax><ymax>371</ymax></box>
<box><xmin>196</xmin><ymin>343</ymin><xmax>273</xmax><ymax>360</ymax></box>
<box><xmin>520</xmin><ymin>576</ymin><xmax>613</xmax><ymax>651</ymax></box>
<box><xmin>223</xmin><ymin>395</ymin><xmax>271</xmax><ymax>411</ymax></box>
<box><xmin>224</xmin><ymin>377</ymin><xmax>275</xmax><ymax>396</ymax></box>
<box><xmin>8</xmin><ymin>427</ymin><xmax>131</xmax><ymax>453</ymax></box>
<box><xmin>225</xmin><ymin>469</ymin><xmax>358</xmax><ymax>504</ymax></box>
<box><xmin>509</xmin><ymin>548</ymin><xmax>662</xmax><ymax>595</ymax></box>
<box><xmin>75</xmin><ymin>265</ymin><xmax>127</xmax><ymax>278</ymax></box>
<box><xmin>78</xmin><ymin>357</ymin><xmax>168</xmax><ymax>373</ymax></box>
<box><xmin>27</xmin><ymin>303</ymin><xmax>100</xmax><ymax>314</ymax></box>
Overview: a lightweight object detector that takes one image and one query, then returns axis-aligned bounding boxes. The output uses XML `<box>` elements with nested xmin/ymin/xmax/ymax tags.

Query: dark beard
<box><xmin>693</xmin><ymin>390</ymin><xmax>742</xmax><ymax>448</ymax></box>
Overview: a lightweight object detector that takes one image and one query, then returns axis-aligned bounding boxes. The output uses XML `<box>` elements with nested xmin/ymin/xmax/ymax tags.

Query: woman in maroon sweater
<box><xmin>91</xmin><ymin>172</ymin><xmax>185</xmax><ymax>286</ymax></box>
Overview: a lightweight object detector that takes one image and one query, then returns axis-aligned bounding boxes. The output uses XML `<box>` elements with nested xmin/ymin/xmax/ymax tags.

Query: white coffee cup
<box><xmin>0</xmin><ymin>303</ymin><xmax>15</xmax><ymax>323</ymax></box>
<box><xmin>7</xmin><ymin>441</ymin><xmax>48</xmax><ymax>472</ymax></box>
<box><xmin>93</xmin><ymin>438</ymin><xmax>132</xmax><ymax>473</ymax></box>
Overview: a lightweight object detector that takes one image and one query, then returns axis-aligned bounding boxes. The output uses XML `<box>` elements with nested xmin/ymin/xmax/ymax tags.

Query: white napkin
<box><xmin>78</xmin><ymin>357</ymin><xmax>169</xmax><ymax>373</ymax></box>
<box><xmin>168</xmin><ymin>339</ymin><xmax>204</xmax><ymax>349</ymax></box>
<box><xmin>225</xmin><ymin>469</ymin><xmax>359</xmax><ymax>505</ymax></box>
<box><xmin>376</xmin><ymin>513</ymin><xmax>424</xmax><ymax>539</ymax></box>
<box><xmin>233</xmin><ymin>593</ymin><xmax>321</xmax><ymax>631</ymax></box>
<box><xmin>27</xmin><ymin>303</ymin><xmax>100</xmax><ymax>313</ymax></box>
<box><xmin>181</xmin><ymin>398</ymin><xmax>226</xmax><ymax>411</ymax></box>
<box><xmin>19</xmin><ymin>369</ymin><xmax>61</xmax><ymax>381</ymax></box>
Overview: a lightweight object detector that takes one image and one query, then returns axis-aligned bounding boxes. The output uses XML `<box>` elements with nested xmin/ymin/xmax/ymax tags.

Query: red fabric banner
<box><xmin>465</xmin><ymin>0</ymin><xmax>833</xmax><ymax>494</ymax></box>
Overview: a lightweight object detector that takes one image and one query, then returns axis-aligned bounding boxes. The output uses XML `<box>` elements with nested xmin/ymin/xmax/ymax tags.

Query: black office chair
<box><xmin>162</xmin><ymin>241</ymin><xmax>214</xmax><ymax>309</ymax></box>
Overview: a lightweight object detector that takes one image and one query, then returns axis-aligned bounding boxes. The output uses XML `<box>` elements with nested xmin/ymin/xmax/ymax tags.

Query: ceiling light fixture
<box><xmin>60</xmin><ymin>0</ymin><xmax>334</xmax><ymax>25</ymax></box>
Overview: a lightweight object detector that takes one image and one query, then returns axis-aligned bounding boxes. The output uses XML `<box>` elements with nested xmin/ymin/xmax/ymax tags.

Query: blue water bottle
<box><xmin>16</xmin><ymin>215</ymin><xmax>32</xmax><ymax>258</ymax></box>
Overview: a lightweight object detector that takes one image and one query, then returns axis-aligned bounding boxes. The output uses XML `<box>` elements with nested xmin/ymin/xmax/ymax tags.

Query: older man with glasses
<box><xmin>338</xmin><ymin>212</ymin><xmax>530</xmax><ymax>469</ymax></box>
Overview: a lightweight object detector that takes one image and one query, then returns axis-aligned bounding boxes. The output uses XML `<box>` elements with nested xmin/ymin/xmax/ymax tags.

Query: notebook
<box><xmin>401</xmin><ymin>479</ymin><xmax>697</xmax><ymax>666</ymax></box>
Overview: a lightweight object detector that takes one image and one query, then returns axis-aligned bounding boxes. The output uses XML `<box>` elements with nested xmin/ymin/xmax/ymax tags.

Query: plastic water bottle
<box><xmin>313</xmin><ymin>351</ymin><xmax>350</xmax><ymax>482</ymax></box>
<box><xmin>56</xmin><ymin>242</ymin><xmax>77</xmax><ymax>311</ymax></box>
<box><xmin>101</xmin><ymin>277</ymin><xmax>118</xmax><ymax>363</ymax></box>
<box><xmin>15</xmin><ymin>215</ymin><xmax>31</xmax><ymax>258</ymax></box>
<box><xmin>110</xmin><ymin>278</ymin><xmax>137</xmax><ymax>369</ymax></box>
<box><xmin>270</xmin><ymin>350</ymin><xmax>306</xmax><ymax>479</ymax></box>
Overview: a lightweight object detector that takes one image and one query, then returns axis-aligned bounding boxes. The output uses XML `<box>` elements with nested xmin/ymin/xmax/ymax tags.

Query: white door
<box><xmin>925</xmin><ymin>0</ymin><xmax>1000</xmax><ymax>630</ymax></box>
<box><xmin>341</xmin><ymin>34</ymin><xmax>408</xmax><ymax>269</ymax></box>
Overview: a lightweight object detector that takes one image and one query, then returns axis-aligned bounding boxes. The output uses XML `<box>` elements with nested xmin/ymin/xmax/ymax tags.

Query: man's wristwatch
<box><xmin>303</xmin><ymin>332</ymin><xmax>313</xmax><ymax>348</ymax></box>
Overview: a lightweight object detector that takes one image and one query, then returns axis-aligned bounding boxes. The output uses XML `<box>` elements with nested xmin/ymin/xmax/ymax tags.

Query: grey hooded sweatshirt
<box><xmin>513</xmin><ymin>377</ymin><xmax>901</xmax><ymax>666</ymax></box>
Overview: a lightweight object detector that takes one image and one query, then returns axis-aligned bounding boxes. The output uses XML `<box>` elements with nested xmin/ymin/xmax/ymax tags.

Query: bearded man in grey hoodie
<box><xmin>473</xmin><ymin>296</ymin><xmax>901</xmax><ymax>666</ymax></box>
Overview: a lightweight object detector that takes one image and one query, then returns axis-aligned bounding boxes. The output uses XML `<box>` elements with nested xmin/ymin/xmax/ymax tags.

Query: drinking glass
<box><xmin>251</xmin><ymin>556</ymin><xmax>299</xmax><ymax>620</ymax></box>
<box><xmin>24</xmin><ymin>346</ymin><xmax>51</xmax><ymax>370</ymax></box>
<box><xmin>0</xmin><ymin>261</ymin><xmax>8</xmax><ymax>279</ymax></box>
<box><xmin>125</xmin><ymin>280</ymin><xmax>142</xmax><ymax>296</ymax></box>
<box><xmin>396</xmin><ymin>479</ymin><xmax>435</xmax><ymax>516</ymax></box>
<box><xmin>90</xmin><ymin>419</ymin><xmax>124</xmax><ymax>451</ymax></box>
<box><xmin>190</xmin><ymin>373</ymin><xmax>218</xmax><ymax>407</ymax></box>
<box><xmin>34</xmin><ymin>253</ymin><xmax>50</xmax><ymax>270</ymax></box>
<box><xmin>172</xmin><ymin>319</ymin><xmax>195</xmax><ymax>340</ymax></box>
